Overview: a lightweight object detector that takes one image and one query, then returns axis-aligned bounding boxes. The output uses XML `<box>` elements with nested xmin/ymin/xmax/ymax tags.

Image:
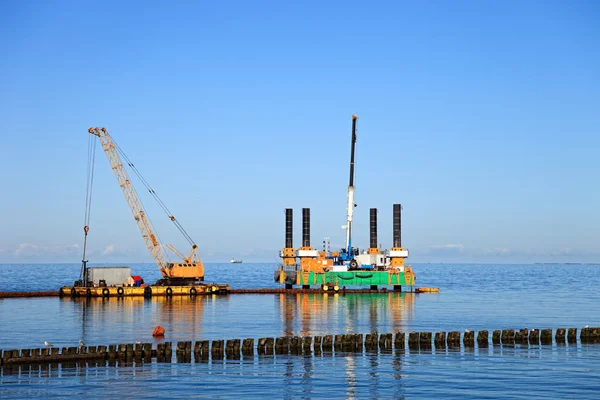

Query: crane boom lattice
<box><xmin>88</xmin><ymin>127</ymin><xmax>168</xmax><ymax>275</ymax></box>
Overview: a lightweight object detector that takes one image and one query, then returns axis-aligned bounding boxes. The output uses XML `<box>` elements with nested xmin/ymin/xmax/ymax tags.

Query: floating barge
<box><xmin>274</xmin><ymin>205</ymin><xmax>415</xmax><ymax>291</ymax></box>
<box><xmin>59</xmin><ymin>283</ymin><xmax>230</xmax><ymax>298</ymax></box>
<box><xmin>275</xmin><ymin>116</ymin><xmax>416</xmax><ymax>291</ymax></box>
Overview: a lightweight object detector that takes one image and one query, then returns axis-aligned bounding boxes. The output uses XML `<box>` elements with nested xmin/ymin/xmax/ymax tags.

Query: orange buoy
<box><xmin>152</xmin><ymin>325</ymin><xmax>165</xmax><ymax>337</ymax></box>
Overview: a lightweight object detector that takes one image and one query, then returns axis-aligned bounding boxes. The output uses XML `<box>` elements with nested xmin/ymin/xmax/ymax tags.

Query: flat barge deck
<box><xmin>0</xmin><ymin>286</ymin><xmax>437</xmax><ymax>299</ymax></box>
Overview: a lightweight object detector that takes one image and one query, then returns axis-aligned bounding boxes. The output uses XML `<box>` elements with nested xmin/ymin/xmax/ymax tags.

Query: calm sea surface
<box><xmin>1</xmin><ymin>263</ymin><xmax>600</xmax><ymax>399</ymax></box>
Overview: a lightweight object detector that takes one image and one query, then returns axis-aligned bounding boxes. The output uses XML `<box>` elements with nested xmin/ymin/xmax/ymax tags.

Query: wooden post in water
<box><xmin>580</xmin><ymin>327</ymin><xmax>599</xmax><ymax>343</ymax></box>
<box><xmin>501</xmin><ymin>329</ymin><xmax>515</xmax><ymax>345</ymax></box>
<box><xmin>419</xmin><ymin>332</ymin><xmax>432</xmax><ymax>349</ymax></box>
<box><xmin>580</xmin><ymin>327</ymin><xmax>591</xmax><ymax>342</ymax></box>
<box><xmin>355</xmin><ymin>333</ymin><xmax>364</xmax><ymax>352</ymax></box>
<box><xmin>176</xmin><ymin>341</ymin><xmax>184</xmax><ymax>361</ymax></box>
<box><xmin>164</xmin><ymin>342</ymin><xmax>172</xmax><ymax>362</ymax></box>
<box><xmin>313</xmin><ymin>336</ymin><xmax>322</xmax><ymax>354</ymax></box>
<box><xmin>515</xmin><ymin>328</ymin><xmax>528</xmax><ymax>344</ymax></box>
<box><xmin>477</xmin><ymin>330</ymin><xmax>489</xmax><ymax>347</ymax></box>
<box><xmin>385</xmin><ymin>333</ymin><xmax>393</xmax><ymax>349</ymax></box>
<box><xmin>290</xmin><ymin>336</ymin><xmax>301</xmax><ymax>354</ymax></box>
<box><xmin>378</xmin><ymin>334</ymin><xmax>387</xmax><ymax>350</ymax></box>
<box><xmin>185</xmin><ymin>341</ymin><xmax>192</xmax><ymax>359</ymax></box>
<box><xmin>434</xmin><ymin>332</ymin><xmax>446</xmax><ymax>348</ymax></box>
<box><xmin>225</xmin><ymin>339</ymin><xmax>238</xmax><ymax>359</ymax></box>
<box><xmin>242</xmin><ymin>338</ymin><xmax>254</xmax><ymax>356</ymax></box>
<box><xmin>265</xmin><ymin>338</ymin><xmax>274</xmax><ymax>355</ymax></box>
<box><xmin>211</xmin><ymin>340</ymin><xmax>224</xmax><ymax>359</ymax></box>
<box><xmin>108</xmin><ymin>345</ymin><xmax>117</xmax><ymax>360</ymax></box>
<box><xmin>193</xmin><ymin>341</ymin><xmax>202</xmax><ymax>359</ymax></box>
<box><xmin>302</xmin><ymin>336</ymin><xmax>312</xmax><ymax>353</ymax></box>
<box><xmin>177</xmin><ymin>341</ymin><xmax>191</xmax><ymax>362</ymax></box>
<box><xmin>540</xmin><ymin>329</ymin><xmax>553</xmax><ymax>345</ymax></box>
<box><xmin>200</xmin><ymin>341</ymin><xmax>209</xmax><ymax>360</ymax></box>
<box><xmin>364</xmin><ymin>333</ymin><xmax>374</xmax><ymax>351</ymax></box>
<box><xmin>340</xmin><ymin>334</ymin><xmax>351</xmax><ymax>352</ymax></box>
<box><xmin>141</xmin><ymin>343</ymin><xmax>151</xmax><ymax>361</ymax></box>
<box><xmin>492</xmin><ymin>330</ymin><xmax>501</xmax><ymax>345</ymax></box>
<box><xmin>3</xmin><ymin>350</ymin><xmax>15</xmax><ymax>365</ymax></box>
<box><xmin>134</xmin><ymin>343</ymin><xmax>143</xmax><ymax>361</ymax></box>
<box><xmin>97</xmin><ymin>345</ymin><xmax>107</xmax><ymax>360</ymax></box>
<box><xmin>275</xmin><ymin>337</ymin><xmax>288</xmax><ymax>354</ymax></box>
<box><xmin>567</xmin><ymin>328</ymin><xmax>577</xmax><ymax>344</ymax></box>
<box><xmin>156</xmin><ymin>343</ymin><xmax>165</xmax><ymax>362</ymax></box>
<box><xmin>555</xmin><ymin>328</ymin><xmax>566</xmax><ymax>344</ymax></box>
<box><xmin>408</xmin><ymin>332</ymin><xmax>419</xmax><ymax>350</ymax></box>
<box><xmin>118</xmin><ymin>344</ymin><xmax>127</xmax><ymax>360</ymax></box>
<box><xmin>322</xmin><ymin>335</ymin><xmax>333</xmax><ymax>352</ymax></box>
<box><xmin>232</xmin><ymin>339</ymin><xmax>240</xmax><ymax>358</ymax></box>
<box><xmin>343</xmin><ymin>334</ymin><xmax>354</xmax><ymax>352</ymax></box>
<box><xmin>257</xmin><ymin>338</ymin><xmax>267</xmax><ymax>354</ymax></box>
<box><xmin>331</xmin><ymin>334</ymin><xmax>341</xmax><ymax>351</ymax></box>
<box><xmin>447</xmin><ymin>331</ymin><xmax>460</xmax><ymax>347</ymax></box>
<box><xmin>529</xmin><ymin>329</ymin><xmax>540</xmax><ymax>345</ymax></box>
<box><xmin>394</xmin><ymin>332</ymin><xmax>405</xmax><ymax>350</ymax></box>
<box><xmin>126</xmin><ymin>344</ymin><xmax>134</xmax><ymax>360</ymax></box>
<box><xmin>463</xmin><ymin>331</ymin><xmax>475</xmax><ymax>347</ymax></box>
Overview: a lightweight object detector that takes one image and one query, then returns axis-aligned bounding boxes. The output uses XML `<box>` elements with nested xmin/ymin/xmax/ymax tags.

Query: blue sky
<box><xmin>1</xmin><ymin>0</ymin><xmax>598</xmax><ymax>264</ymax></box>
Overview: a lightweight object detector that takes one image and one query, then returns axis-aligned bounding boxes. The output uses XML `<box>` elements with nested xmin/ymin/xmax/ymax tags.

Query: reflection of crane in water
<box><xmin>69</xmin><ymin>296</ymin><xmax>206</xmax><ymax>343</ymax></box>
<box><xmin>158</xmin><ymin>296</ymin><xmax>206</xmax><ymax>339</ymax></box>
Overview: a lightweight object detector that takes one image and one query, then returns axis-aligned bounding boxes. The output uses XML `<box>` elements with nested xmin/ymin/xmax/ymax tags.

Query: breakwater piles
<box><xmin>2</xmin><ymin>327</ymin><xmax>599</xmax><ymax>368</ymax></box>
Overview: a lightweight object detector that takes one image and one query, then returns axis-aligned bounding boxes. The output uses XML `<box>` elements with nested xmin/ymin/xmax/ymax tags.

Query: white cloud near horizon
<box><xmin>14</xmin><ymin>243</ymin><xmax>80</xmax><ymax>258</ymax></box>
<box><xmin>102</xmin><ymin>244</ymin><xmax>116</xmax><ymax>255</ymax></box>
<box><xmin>426</xmin><ymin>244</ymin><xmax>465</xmax><ymax>255</ymax></box>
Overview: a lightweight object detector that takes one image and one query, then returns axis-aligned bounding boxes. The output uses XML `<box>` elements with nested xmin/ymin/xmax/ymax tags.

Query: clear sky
<box><xmin>1</xmin><ymin>0</ymin><xmax>599</xmax><ymax>264</ymax></box>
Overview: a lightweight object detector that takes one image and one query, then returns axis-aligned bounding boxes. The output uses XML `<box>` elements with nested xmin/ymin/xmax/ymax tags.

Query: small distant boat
<box><xmin>230</xmin><ymin>258</ymin><xmax>243</xmax><ymax>264</ymax></box>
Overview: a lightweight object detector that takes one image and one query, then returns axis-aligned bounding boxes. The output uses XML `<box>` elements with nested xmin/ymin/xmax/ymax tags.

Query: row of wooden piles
<box><xmin>2</xmin><ymin>327</ymin><xmax>599</xmax><ymax>366</ymax></box>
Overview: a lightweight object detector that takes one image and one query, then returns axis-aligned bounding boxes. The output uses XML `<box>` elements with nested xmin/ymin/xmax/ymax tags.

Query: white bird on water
<box><xmin>465</xmin><ymin>329</ymin><xmax>471</xmax><ymax>333</ymax></box>
<box><xmin>44</xmin><ymin>341</ymin><xmax>53</xmax><ymax>347</ymax></box>
<box><xmin>79</xmin><ymin>340</ymin><xmax>85</xmax><ymax>346</ymax></box>
<box><xmin>135</xmin><ymin>341</ymin><xmax>142</xmax><ymax>344</ymax></box>
<box><xmin>584</xmin><ymin>325</ymin><xmax>589</xmax><ymax>328</ymax></box>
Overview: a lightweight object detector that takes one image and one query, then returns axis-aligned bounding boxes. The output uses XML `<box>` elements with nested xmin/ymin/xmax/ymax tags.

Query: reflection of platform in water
<box><xmin>278</xmin><ymin>292</ymin><xmax>415</xmax><ymax>337</ymax></box>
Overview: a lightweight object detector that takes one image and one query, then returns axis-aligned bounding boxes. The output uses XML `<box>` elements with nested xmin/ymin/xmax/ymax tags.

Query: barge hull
<box><xmin>275</xmin><ymin>270</ymin><xmax>415</xmax><ymax>288</ymax></box>
<box><xmin>59</xmin><ymin>283</ymin><xmax>230</xmax><ymax>298</ymax></box>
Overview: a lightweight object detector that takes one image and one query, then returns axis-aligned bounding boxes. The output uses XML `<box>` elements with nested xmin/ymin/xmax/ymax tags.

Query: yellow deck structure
<box><xmin>60</xmin><ymin>283</ymin><xmax>230</xmax><ymax>298</ymax></box>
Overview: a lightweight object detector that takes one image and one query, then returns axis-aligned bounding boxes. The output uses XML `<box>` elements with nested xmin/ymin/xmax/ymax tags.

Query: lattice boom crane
<box><xmin>88</xmin><ymin>127</ymin><xmax>204</xmax><ymax>285</ymax></box>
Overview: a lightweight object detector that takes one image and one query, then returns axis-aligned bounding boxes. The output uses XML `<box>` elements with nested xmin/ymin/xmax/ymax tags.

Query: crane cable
<box><xmin>110</xmin><ymin>138</ymin><xmax>196</xmax><ymax>248</ymax></box>
<box><xmin>80</xmin><ymin>134</ymin><xmax>97</xmax><ymax>281</ymax></box>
